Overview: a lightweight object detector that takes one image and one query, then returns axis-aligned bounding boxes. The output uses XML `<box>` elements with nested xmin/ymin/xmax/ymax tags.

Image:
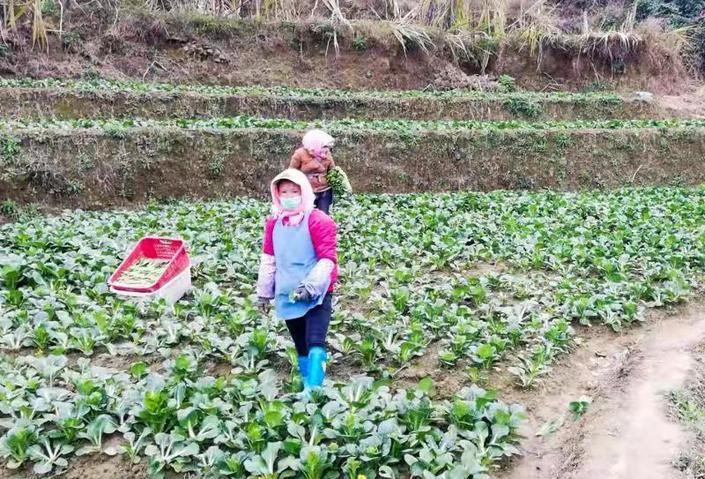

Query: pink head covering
<box><xmin>302</xmin><ymin>129</ymin><xmax>335</xmax><ymax>159</ymax></box>
<box><xmin>270</xmin><ymin>168</ymin><xmax>315</xmax><ymax>226</ymax></box>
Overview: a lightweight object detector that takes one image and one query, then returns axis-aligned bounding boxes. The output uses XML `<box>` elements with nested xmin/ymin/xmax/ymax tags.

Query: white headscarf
<box><xmin>302</xmin><ymin>129</ymin><xmax>335</xmax><ymax>158</ymax></box>
<box><xmin>269</xmin><ymin>168</ymin><xmax>315</xmax><ymax>226</ymax></box>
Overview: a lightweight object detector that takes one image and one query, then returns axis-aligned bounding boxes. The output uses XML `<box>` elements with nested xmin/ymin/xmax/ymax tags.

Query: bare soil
<box><xmin>0</xmin><ymin>453</ymin><xmax>148</xmax><ymax>479</ymax></box>
<box><xmin>658</xmin><ymin>90</ymin><xmax>705</xmax><ymax>119</ymax></box>
<box><xmin>394</xmin><ymin>341</ymin><xmax>468</xmax><ymax>397</ymax></box>
<box><xmin>494</xmin><ymin>300</ymin><xmax>705</xmax><ymax>479</ymax></box>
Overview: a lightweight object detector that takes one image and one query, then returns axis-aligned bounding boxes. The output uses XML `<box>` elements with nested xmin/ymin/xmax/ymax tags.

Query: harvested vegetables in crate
<box><xmin>108</xmin><ymin>237</ymin><xmax>191</xmax><ymax>303</ymax></box>
<box><xmin>114</xmin><ymin>257</ymin><xmax>170</xmax><ymax>286</ymax></box>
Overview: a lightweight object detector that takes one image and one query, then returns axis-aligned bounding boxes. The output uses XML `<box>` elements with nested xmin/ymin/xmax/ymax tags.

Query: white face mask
<box><xmin>280</xmin><ymin>196</ymin><xmax>302</xmax><ymax>210</ymax></box>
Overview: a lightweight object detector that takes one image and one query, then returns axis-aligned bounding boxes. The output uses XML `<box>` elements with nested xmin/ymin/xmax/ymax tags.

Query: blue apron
<box><xmin>273</xmin><ymin>212</ymin><xmax>330</xmax><ymax>320</ymax></box>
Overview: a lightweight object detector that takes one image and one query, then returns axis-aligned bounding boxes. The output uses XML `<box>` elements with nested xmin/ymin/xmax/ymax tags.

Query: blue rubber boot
<box><xmin>306</xmin><ymin>346</ymin><xmax>327</xmax><ymax>390</ymax></box>
<box><xmin>298</xmin><ymin>356</ymin><xmax>309</xmax><ymax>388</ymax></box>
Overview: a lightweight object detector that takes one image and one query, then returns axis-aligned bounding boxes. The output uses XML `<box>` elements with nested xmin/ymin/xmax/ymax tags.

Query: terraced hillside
<box><xmin>2</xmin><ymin>55</ymin><xmax>705</xmax><ymax>479</ymax></box>
<box><xmin>3</xmin><ymin>0</ymin><xmax>705</xmax><ymax>477</ymax></box>
<box><xmin>2</xmin><ymin>78</ymin><xmax>705</xmax><ymax>209</ymax></box>
<box><xmin>0</xmin><ymin>79</ymin><xmax>661</xmax><ymax>121</ymax></box>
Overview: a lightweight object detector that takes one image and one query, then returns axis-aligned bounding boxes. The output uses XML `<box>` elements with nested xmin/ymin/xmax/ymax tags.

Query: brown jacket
<box><xmin>289</xmin><ymin>147</ymin><xmax>335</xmax><ymax>193</ymax></box>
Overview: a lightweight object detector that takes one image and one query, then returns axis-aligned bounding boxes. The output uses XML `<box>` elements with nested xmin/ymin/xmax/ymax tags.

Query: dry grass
<box><xmin>581</xmin><ymin>31</ymin><xmax>642</xmax><ymax>59</ymax></box>
<box><xmin>446</xmin><ymin>29</ymin><xmax>481</xmax><ymax>63</ymax></box>
<box><xmin>260</xmin><ymin>0</ymin><xmax>299</xmax><ymax>20</ymax></box>
<box><xmin>390</xmin><ymin>17</ymin><xmax>434</xmax><ymax>55</ymax></box>
<box><xmin>636</xmin><ymin>18</ymin><xmax>692</xmax><ymax>79</ymax></box>
<box><xmin>411</xmin><ymin>0</ymin><xmax>509</xmax><ymax>34</ymax></box>
<box><xmin>1</xmin><ymin>0</ymin><xmax>51</xmax><ymax>50</ymax></box>
<box><xmin>448</xmin><ymin>29</ymin><xmax>499</xmax><ymax>71</ymax></box>
<box><xmin>383</xmin><ymin>0</ymin><xmax>402</xmax><ymax>20</ymax></box>
<box><xmin>322</xmin><ymin>0</ymin><xmax>353</xmax><ymax>54</ymax></box>
<box><xmin>508</xmin><ymin>0</ymin><xmax>558</xmax><ymax>56</ymax></box>
<box><xmin>30</xmin><ymin>0</ymin><xmax>48</xmax><ymax>49</ymax></box>
<box><xmin>143</xmin><ymin>0</ymin><xmax>302</xmax><ymax>19</ymax></box>
<box><xmin>0</xmin><ymin>0</ymin><xmax>698</xmax><ymax>86</ymax></box>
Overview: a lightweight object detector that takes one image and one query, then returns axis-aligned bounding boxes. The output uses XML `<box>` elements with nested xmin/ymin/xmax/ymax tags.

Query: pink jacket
<box><xmin>256</xmin><ymin>169</ymin><xmax>338</xmax><ymax>299</ymax></box>
<box><xmin>263</xmin><ymin>210</ymin><xmax>338</xmax><ymax>292</ymax></box>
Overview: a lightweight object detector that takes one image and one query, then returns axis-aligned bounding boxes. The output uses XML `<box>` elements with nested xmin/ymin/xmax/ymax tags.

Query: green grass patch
<box><xmin>669</xmin><ymin>362</ymin><xmax>705</xmax><ymax>478</ymax></box>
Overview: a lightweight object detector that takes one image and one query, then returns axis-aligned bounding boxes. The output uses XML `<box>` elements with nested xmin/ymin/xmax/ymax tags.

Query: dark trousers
<box><xmin>314</xmin><ymin>189</ymin><xmax>334</xmax><ymax>215</ymax></box>
<box><xmin>285</xmin><ymin>294</ymin><xmax>332</xmax><ymax>356</ymax></box>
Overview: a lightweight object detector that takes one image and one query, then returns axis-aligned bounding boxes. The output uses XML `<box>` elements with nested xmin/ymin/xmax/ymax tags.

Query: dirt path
<box><xmin>658</xmin><ymin>89</ymin><xmax>705</xmax><ymax>119</ymax></box>
<box><xmin>496</xmin><ymin>300</ymin><xmax>705</xmax><ymax>479</ymax></box>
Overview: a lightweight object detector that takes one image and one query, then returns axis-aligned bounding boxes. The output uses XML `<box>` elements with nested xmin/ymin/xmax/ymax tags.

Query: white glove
<box><xmin>300</xmin><ymin>259</ymin><xmax>334</xmax><ymax>298</ymax></box>
<box><xmin>256</xmin><ymin>254</ymin><xmax>276</xmax><ymax>299</ymax></box>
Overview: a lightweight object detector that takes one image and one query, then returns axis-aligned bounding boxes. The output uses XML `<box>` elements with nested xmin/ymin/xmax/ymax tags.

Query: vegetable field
<box><xmin>0</xmin><ymin>78</ymin><xmax>654</xmax><ymax>122</ymax></box>
<box><xmin>2</xmin><ymin>188</ymin><xmax>705</xmax><ymax>478</ymax></box>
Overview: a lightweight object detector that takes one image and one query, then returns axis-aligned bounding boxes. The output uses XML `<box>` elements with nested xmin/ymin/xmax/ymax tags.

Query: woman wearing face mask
<box><xmin>289</xmin><ymin>129</ymin><xmax>335</xmax><ymax>215</ymax></box>
<box><xmin>256</xmin><ymin>168</ymin><xmax>338</xmax><ymax>393</ymax></box>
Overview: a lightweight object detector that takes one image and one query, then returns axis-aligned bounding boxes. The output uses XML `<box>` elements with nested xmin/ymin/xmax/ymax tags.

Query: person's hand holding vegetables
<box><xmin>287</xmin><ymin>257</ymin><xmax>334</xmax><ymax>303</ymax></box>
<box><xmin>289</xmin><ymin>285</ymin><xmax>313</xmax><ymax>303</ymax></box>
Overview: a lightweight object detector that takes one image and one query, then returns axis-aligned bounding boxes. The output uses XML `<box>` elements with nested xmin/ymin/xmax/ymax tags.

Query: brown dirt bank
<box><xmin>2</xmin><ymin>126</ymin><xmax>704</xmax><ymax>208</ymax></box>
<box><xmin>0</xmin><ymin>10</ymin><xmax>694</xmax><ymax>93</ymax></box>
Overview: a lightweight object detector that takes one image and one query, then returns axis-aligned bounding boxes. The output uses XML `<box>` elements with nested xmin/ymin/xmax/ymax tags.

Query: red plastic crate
<box><xmin>108</xmin><ymin>237</ymin><xmax>190</xmax><ymax>294</ymax></box>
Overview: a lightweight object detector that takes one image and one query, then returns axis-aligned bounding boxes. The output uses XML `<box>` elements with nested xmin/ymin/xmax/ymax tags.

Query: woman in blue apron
<box><xmin>256</xmin><ymin>169</ymin><xmax>338</xmax><ymax>392</ymax></box>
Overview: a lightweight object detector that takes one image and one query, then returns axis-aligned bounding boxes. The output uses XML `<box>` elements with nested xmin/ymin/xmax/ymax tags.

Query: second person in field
<box><xmin>289</xmin><ymin>129</ymin><xmax>335</xmax><ymax>215</ymax></box>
